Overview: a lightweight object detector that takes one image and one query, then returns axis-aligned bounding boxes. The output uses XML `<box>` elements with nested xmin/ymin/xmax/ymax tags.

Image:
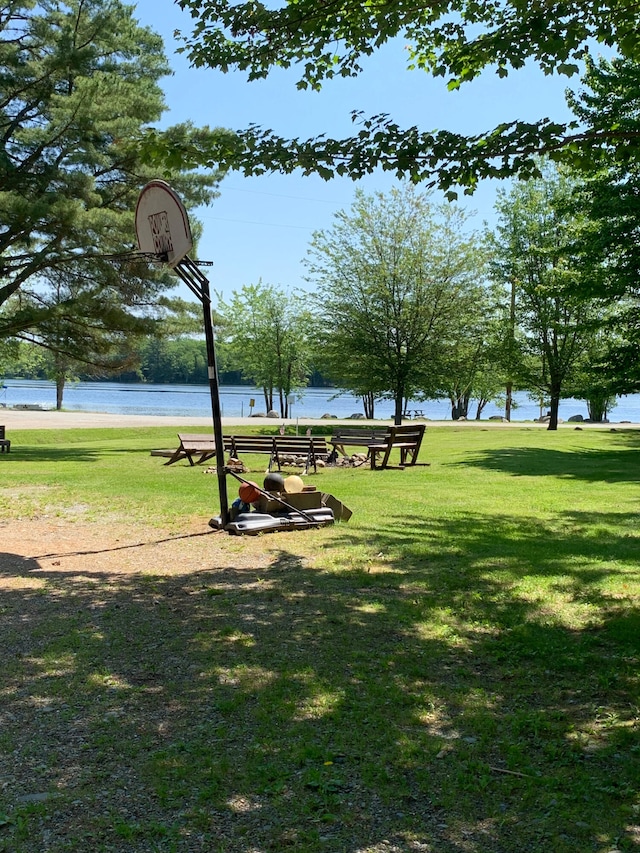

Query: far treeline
<box><xmin>3</xmin><ymin>332</ymin><xmax>331</xmax><ymax>397</ymax></box>
<box><xmin>1</xmin><ymin>2</ymin><xmax>640</xmax><ymax>429</ymax></box>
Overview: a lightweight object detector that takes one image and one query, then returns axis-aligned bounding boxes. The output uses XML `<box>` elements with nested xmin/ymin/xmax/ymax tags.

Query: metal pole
<box><xmin>174</xmin><ymin>257</ymin><xmax>229</xmax><ymax>527</ymax></box>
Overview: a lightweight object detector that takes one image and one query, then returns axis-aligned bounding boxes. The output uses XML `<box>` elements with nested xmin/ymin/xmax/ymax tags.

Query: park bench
<box><xmin>368</xmin><ymin>424</ymin><xmax>426</xmax><ymax>470</ymax></box>
<box><xmin>273</xmin><ymin>434</ymin><xmax>329</xmax><ymax>474</ymax></box>
<box><xmin>164</xmin><ymin>433</ymin><xmax>217</xmax><ymax>466</ymax></box>
<box><xmin>329</xmin><ymin>427</ymin><xmax>390</xmax><ymax>457</ymax></box>
<box><xmin>161</xmin><ymin>432</ymin><xmax>328</xmax><ymax>473</ymax></box>
<box><xmin>225</xmin><ymin>434</ymin><xmax>329</xmax><ymax>474</ymax></box>
<box><xmin>223</xmin><ymin>435</ymin><xmax>275</xmax><ymax>469</ymax></box>
<box><xmin>0</xmin><ymin>425</ymin><xmax>10</xmax><ymax>453</ymax></box>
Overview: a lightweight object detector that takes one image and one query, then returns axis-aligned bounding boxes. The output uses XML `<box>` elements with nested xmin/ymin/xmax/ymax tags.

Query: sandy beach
<box><xmin>1</xmin><ymin>407</ymin><xmax>637</xmax><ymax>430</ymax></box>
<box><xmin>0</xmin><ymin>408</ymin><xmax>249</xmax><ymax>430</ymax></box>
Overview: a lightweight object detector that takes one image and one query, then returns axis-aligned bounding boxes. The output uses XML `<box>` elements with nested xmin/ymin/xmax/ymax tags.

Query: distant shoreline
<box><xmin>6</xmin><ymin>378</ymin><xmax>634</xmax><ymax>422</ymax></box>
<box><xmin>1</xmin><ymin>409</ymin><xmax>638</xmax><ymax>431</ymax></box>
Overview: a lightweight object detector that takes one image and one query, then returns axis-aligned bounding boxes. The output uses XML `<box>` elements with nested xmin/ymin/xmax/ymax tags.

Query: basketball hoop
<box><xmin>135</xmin><ymin>180</ymin><xmax>193</xmax><ymax>268</ymax></box>
<box><xmin>134</xmin><ymin>180</ymin><xmax>230</xmax><ymax>527</ymax></box>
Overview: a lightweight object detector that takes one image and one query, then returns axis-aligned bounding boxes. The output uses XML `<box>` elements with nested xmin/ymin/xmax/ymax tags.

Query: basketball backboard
<box><xmin>135</xmin><ymin>180</ymin><xmax>193</xmax><ymax>268</ymax></box>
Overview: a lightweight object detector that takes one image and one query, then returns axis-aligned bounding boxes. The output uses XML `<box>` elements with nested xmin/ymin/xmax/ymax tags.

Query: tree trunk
<box><xmin>587</xmin><ymin>393</ymin><xmax>610</xmax><ymax>422</ymax></box>
<box><xmin>362</xmin><ymin>392</ymin><xmax>375</xmax><ymax>419</ymax></box>
<box><xmin>547</xmin><ymin>393</ymin><xmax>560</xmax><ymax>431</ymax></box>
<box><xmin>505</xmin><ymin>381</ymin><xmax>512</xmax><ymax>421</ymax></box>
<box><xmin>394</xmin><ymin>391</ymin><xmax>403</xmax><ymax>425</ymax></box>
<box><xmin>451</xmin><ymin>392</ymin><xmax>470</xmax><ymax>420</ymax></box>
<box><xmin>461</xmin><ymin>392</ymin><xmax>470</xmax><ymax>418</ymax></box>
<box><xmin>56</xmin><ymin>375</ymin><xmax>65</xmax><ymax>411</ymax></box>
<box><xmin>505</xmin><ymin>277</ymin><xmax>516</xmax><ymax>420</ymax></box>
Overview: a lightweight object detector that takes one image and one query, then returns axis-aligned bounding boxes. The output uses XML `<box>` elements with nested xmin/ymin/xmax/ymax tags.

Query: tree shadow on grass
<box><xmin>1</xmin><ymin>445</ymin><xmax>159</xmax><ymax>463</ymax></box>
<box><xmin>340</xmin><ymin>507</ymin><xmax>639</xmax><ymax>585</ymax></box>
<box><xmin>0</xmin><ymin>509</ymin><xmax>638</xmax><ymax>853</ymax></box>
<box><xmin>454</xmin><ymin>435</ymin><xmax>640</xmax><ymax>483</ymax></box>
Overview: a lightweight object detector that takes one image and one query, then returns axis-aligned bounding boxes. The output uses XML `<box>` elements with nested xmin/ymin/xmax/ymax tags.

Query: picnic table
<box><xmin>163</xmin><ymin>433</ymin><xmax>217</xmax><ymax>466</ymax></box>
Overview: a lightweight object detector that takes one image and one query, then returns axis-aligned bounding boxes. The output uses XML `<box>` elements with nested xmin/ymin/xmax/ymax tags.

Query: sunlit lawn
<box><xmin>1</xmin><ymin>424</ymin><xmax>639</xmax><ymax>852</ymax></box>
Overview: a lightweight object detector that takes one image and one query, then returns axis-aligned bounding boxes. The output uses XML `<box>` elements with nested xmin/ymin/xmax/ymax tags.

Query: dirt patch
<box><xmin>0</xmin><ymin>517</ymin><xmax>274</xmax><ymax>577</ymax></box>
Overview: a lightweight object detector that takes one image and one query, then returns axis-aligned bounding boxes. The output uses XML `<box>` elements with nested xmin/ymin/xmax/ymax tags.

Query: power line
<box><xmin>220</xmin><ymin>184</ymin><xmax>341</xmax><ymax>204</ymax></box>
<box><xmin>198</xmin><ymin>213</ymin><xmax>315</xmax><ymax>231</ymax></box>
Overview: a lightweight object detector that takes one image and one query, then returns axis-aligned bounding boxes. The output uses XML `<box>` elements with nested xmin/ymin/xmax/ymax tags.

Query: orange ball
<box><xmin>238</xmin><ymin>481</ymin><xmax>261</xmax><ymax>504</ymax></box>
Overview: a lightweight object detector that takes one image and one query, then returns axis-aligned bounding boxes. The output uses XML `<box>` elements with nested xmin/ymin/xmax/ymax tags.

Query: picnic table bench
<box><xmin>163</xmin><ymin>433</ymin><xmax>217</xmax><ymax>466</ymax></box>
<box><xmin>368</xmin><ymin>424</ymin><xmax>426</xmax><ymax>470</ymax></box>
<box><xmin>0</xmin><ymin>425</ymin><xmax>10</xmax><ymax>453</ymax></box>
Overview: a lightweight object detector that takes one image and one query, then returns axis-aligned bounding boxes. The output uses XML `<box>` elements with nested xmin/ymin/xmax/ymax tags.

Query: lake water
<box><xmin>2</xmin><ymin>379</ymin><xmax>640</xmax><ymax>422</ymax></box>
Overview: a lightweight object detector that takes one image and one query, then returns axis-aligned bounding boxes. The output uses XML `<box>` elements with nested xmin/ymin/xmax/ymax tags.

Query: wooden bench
<box><xmin>225</xmin><ymin>434</ymin><xmax>329</xmax><ymax>474</ymax></box>
<box><xmin>0</xmin><ymin>425</ymin><xmax>10</xmax><ymax>453</ymax></box>
<box><xmin>224</xmin><ymin>435</ymin><xmax>276</xmax><ymax>470</ymax></box>
<box><xmin>273</xmin><ymin>435</ymin><xmax>329</xmax><ymax>474</ymax></box>
<box><xmin>162</xmin><ymin>432</ymin><xmax>328</xmax><ymax>474</ymax></box>
<box><xmin>368</xmin><ymin>424</ymin><xmax>426</xmax><ymax>470</ymax></box>
<box><xmin>330</xmin><ymin>427</ymin><xmax>390</xmax><ymax>457</ymax></box>
<box><xmin>164</xmin><ymin>433</ymin><xmax>216</xmax><ymax>466</ymax></box>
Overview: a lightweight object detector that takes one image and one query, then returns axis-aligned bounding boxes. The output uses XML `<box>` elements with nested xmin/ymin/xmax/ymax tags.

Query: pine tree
<box><xmin>0</xmin><ymin>0</ymin><xmax>223</xmax><ymax>405</ymax></box>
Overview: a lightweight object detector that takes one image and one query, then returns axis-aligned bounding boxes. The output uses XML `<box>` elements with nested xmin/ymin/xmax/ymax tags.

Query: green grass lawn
<box><xmin>1</xmin><ymin>425</ymin><xmax>639</xmax><ymax>852</ymax></box>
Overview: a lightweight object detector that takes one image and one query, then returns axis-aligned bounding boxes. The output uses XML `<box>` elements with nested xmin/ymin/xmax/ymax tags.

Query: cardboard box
<box><xmin>321</xmin><ymin>492</ymin><xmax>353</xmax><ymax>522</ymax></box>
<box><xmin>257</xmin><ymin>489</ymin><xmax>322</xmax><ymax>513</ymax></box>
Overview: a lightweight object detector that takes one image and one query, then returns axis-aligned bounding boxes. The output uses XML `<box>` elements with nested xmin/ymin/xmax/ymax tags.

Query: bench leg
<box><xmin>380</xmin><ymin>445</ymin><xmax>394</xmax><ymax>469</ymax></box>
<box><xmin>403</xmin><ymin>446</ymin><xmax>420</xmax><ymax>466</ymax></box>
<box><xmin>302</xmin><ymin>452</ymin><xmax>317</xmax><ymax>475</ymax></box>
<box><xmin>164</xmin><ymin>449</ymin><xmax>187</xmax><ymax>466</ymax></box>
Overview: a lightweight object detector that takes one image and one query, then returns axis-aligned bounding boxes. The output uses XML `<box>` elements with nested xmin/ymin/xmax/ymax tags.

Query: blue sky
<box><xmin>133</xmin><ymin>0</ymin><xmax>578</xmax><ymax>302</ymax></box>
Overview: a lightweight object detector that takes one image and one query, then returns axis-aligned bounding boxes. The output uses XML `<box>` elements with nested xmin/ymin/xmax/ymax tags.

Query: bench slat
<box><xmin>329</xmin><ymin>428</ymin><xmax>388</xmax><ymax>454</ymax></box>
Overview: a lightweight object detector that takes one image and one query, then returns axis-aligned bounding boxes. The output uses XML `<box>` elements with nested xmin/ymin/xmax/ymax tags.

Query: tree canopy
<box><xmin>0</xmin><ymin>0</ymin><xmax>223</xmax><ymax>398</ymax></box>
<box><xmin>566</xmin><ymin>57</ymin><xmax>640</xmax><ymax>393</ymax></box>
<box><xmin>0</xmin><ymin>0</ymin><xmax>221</xmax><ymax>310</ymax></box>
<box><xmin>306</xmin><ymin>185</ymin><xmax>486</xmax><ymax>423</ymax></box>
<box><xmin>489</xmin><ymin>163</ymin><xmax>607</xmax><ymax>429</ymax></box>
<box><xmin>133</xmin><ymin>0</ymin><xmax>640</xmax><ymax>194</ymax></box>
<box><xmin>217</xmin><ymin>282</ymin><xmax>312</xmax><ymax>417</ymax></box>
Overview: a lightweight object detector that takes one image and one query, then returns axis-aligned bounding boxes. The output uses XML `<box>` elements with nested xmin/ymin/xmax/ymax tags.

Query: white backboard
<box><xmin>135</xmin><ymin>180</ymin><xmax>193</xmax><ymax>268</ymax></box>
